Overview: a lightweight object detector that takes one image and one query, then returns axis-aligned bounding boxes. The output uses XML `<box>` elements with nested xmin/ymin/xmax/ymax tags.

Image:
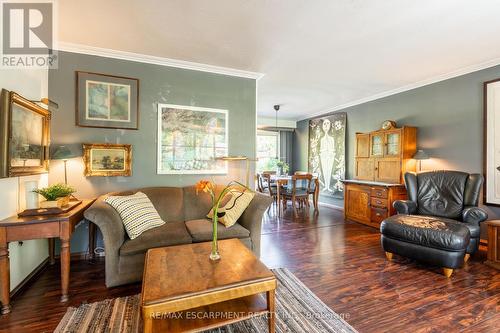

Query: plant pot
<box><xmin>40</xmin><ymin>196</ymin><xmax>70</xmax><ymax>209</ymax></box>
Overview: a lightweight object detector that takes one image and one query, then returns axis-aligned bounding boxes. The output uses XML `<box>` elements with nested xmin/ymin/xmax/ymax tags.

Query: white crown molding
<box><xmin>56</xmin><ymin>42</ymin><xmax>265</xmax><ymax>80</ymax></box>
<box><xmin>298</xmin><ymin>57</ymin><xmax>500</xmax><ymax>121</ymax></box>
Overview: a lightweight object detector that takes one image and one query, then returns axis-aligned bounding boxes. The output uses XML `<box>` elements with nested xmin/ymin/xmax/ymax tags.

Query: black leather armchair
<box><xmin>394</xmin><ymin>171</ymin><xmax>488</xmax><ymax>255</ymax></box>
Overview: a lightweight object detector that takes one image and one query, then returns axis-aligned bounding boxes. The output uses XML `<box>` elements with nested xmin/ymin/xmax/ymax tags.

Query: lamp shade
<box><xmin>51</xmin><ymin>145</ymin><xmax>75</xmax><ymax>160</ymax></box>
<box><xmin>413</xmin><ymin>150</ymin><xmax>429</xmax><ymax>160</ymax></box>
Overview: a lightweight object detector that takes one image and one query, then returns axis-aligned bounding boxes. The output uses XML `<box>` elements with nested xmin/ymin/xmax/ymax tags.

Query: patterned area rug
<box><xmin>55</xmin><ymin>268</ymin><xmax>357</xmax><ymax>333</ymax></box>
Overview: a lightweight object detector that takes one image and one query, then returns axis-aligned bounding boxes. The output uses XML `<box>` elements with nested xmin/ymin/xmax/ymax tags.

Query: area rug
<box><xmin>55</xmin><ymin>268</ymin><xmax>357</xmax><ymax>333</ymax></box>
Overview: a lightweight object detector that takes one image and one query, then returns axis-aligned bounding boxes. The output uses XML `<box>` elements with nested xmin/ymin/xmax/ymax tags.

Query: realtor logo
<box><xmin>1</xmin><ymin>0</ymin><xmax>57</xmax><ymax>68</ymax></box>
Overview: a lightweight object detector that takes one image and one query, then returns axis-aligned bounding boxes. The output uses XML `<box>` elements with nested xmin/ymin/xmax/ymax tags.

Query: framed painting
<box><xmin>76</xmin><ymin>71</ymin><xmax>139</xmax><ymax>130</ymax></box>
<box><xmin>157</xmin><ymin>104</ymin><xmax>228</xmax><ymax>174</ymax></box>
<box><xmin>83</xmin><ymin>143</ymin><xmax>132</xmax><ymax>177</ymax></box>
<box><xmin>0</xmin><ymin>89</ymin><xmax>50</xmax><ymax>178</ymax></box>
<box><xmin>484</xmin><ymin>78</ymin><xmax>500</xmax><ymax>205</ymax></box>
<box><xmin>308</xmin><ymin>112</ymin><xmax>346</xmax><ymax>199</ymax></box>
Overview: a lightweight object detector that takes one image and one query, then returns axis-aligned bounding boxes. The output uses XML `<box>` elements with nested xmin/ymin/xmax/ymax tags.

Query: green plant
<box><xmin>33</xmin><ymin>183</ymin><xmax>75</xmax><ymax>201</ymax></box>
<box><xmin>276</xmin><ymin>160</ymin><xmax>290</xmax><ymax>174</ymax></box>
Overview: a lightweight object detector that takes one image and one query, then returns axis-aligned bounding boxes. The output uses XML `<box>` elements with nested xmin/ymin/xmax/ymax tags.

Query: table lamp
<box><xmin>51</xmin><ymin>145</ymin><xmax>77</xmax><ymax>184</ymax></box>
<box><xmin>413</xmin><ymin>150</ymin><xmax>429</xmax><ymax>172</ymax></box>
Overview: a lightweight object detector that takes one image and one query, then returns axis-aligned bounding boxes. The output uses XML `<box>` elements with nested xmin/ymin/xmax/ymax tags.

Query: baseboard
<box><xmin>10</xmin><ymin>257</ymin><xmax>49</xmax><ymax>298</ymax></box>
<box><xmin>316</xmin><ymin>201</ymin><xmax>344</xmax><ymax>211</ymax></box>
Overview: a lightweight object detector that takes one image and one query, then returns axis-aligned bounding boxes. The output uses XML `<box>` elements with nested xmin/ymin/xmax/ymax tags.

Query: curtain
<box><xmin>279</xmin><ymin>130</ymin><xmax>294</xmax><ymax>171</ymax></box>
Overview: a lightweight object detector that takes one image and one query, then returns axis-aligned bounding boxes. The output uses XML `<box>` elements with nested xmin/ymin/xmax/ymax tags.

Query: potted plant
<box><xmin>276</xmin><ymin>160</ymin><xmax>290</xmax><ymax>176</ymax></box>
<box><xmin>33</xmin><ymin>183</ymin><xmax>76</xmax><ymax>208</ymax></box>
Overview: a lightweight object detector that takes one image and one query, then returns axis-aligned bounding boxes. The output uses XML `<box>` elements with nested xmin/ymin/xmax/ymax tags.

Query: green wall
<box><xmin>49</xmin><ymin>51</ymin><xmax>257</xmax><ymax>253</ymax></box>
<box><xmin>293</xmin><ymin>64</ymin><xmax>500</xmax><ymax>237</ymax></box>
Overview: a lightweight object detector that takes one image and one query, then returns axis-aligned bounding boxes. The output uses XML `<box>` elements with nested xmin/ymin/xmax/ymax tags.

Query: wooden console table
<box><xmin>0</xmin><ymin>199</ymin><xmax>95</xmax><ymax>314</ymax></box>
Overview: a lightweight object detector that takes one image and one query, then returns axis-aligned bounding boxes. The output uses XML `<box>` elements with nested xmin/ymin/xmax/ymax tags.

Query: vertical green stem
<box><xmin>212</xmin><ymin>205</ymin><xmax>218</xmax><ymax>256</ymax></box>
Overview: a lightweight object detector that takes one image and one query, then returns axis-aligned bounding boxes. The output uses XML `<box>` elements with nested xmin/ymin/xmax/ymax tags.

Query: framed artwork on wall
<box><xmin>76</xmin><ymin>71</ymin><xmax>139</xmax><ymax>130</ymax></box>
<box><xmin>484</xmin><ymin>78</ymin><xmax>500</xmax><ymax>205</ymax></box>
<box><xmin>157</xmin><ymin>104</ymin><xmax>228</xmax><ymax>174</ymax></box>
<box><xmin>83</xmin><ymin>143</ymin><xmax>132</xmax><ymax>177</ymax></box>
<box><xmin>0</xmin><ymin>89</ymin><xmax>51</xmax><ymax>178</ymax></box>
<box><xmin>308</xmin><ymin>112</ymin><xmax>346</xmax><ymax>199</ymax></box>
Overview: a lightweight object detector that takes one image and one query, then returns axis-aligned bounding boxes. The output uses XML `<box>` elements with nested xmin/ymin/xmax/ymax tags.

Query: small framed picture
<box><xmin>83</xmin><ymin>143</ymin><xmax>132</xmax><ymax>177</ymax></box>
<box><xmin>76</xmin><ymin>71</ymin><xmax>139</xmax><ymax>130</ymax></box>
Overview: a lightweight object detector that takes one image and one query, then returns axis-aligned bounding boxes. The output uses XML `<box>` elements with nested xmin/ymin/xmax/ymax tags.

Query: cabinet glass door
<box><xmin>371</xmin><ymin>134</ymin><xmax>383</xmax><ymax>156</ymax></box>
<box><xmin>385</xmin><ymin>132</ymin><xmax>400</xmax><ymax>156</ymax></box>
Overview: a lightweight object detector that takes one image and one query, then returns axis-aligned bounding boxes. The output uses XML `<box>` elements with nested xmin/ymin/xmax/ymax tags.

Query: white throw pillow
<box><xmin>207</xmin><ymin>189</ymin><xmax>255</xmax><ymax>228</ymax></box>
<box><xmin>105</xmin><ymin>192</ymin><xmax>165</xmax><ymax>239</ymax></box>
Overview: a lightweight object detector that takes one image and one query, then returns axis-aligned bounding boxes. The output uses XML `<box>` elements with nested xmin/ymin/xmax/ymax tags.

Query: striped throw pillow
<box><xmin>105</xmin><ymin>192</ymin><xmax>165</xmax><ymax>239</ymax></box>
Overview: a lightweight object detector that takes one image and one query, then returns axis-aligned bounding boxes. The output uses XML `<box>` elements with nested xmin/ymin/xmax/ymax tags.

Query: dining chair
<box><xmin>281</xmin><ymin>174</ymin><xmax>313</xmax><ymax>218</ymax></box>
<box><xmin>256</xmin><ymin>173</ymin><xmax>266</xmax><ymax>193</ymax></box>
<box><xmin>293</xmin><ymin>171</ymin><xmax>319</xmax><ymax>211</ymax></box>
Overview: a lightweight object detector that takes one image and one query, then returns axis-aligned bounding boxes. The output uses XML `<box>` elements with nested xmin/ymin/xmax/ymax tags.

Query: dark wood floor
<box><xmin>0</xmin><ymin>204</ymin><xmax>498</xmax><ymax>332</ymax></box>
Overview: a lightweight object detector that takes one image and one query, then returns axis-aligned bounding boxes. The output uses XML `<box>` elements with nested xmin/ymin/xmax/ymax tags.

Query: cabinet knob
<box><xmin>376</xmin><ymin>213</ymin><xmax>381</xmax><ymax>217</ymax></box>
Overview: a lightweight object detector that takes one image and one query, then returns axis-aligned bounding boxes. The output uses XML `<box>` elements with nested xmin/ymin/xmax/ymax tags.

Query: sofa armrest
<box><xmin>238</xmin><ymin>192</ymin><xmax>273</xmax><ymax>257</ymax></box>
<box><xmin>462</xmin><ymin>206</ymin><xmax>488</xmax><ymax>225</ymax></box>
<box><xmin>393</xmin><ymin>200</ymin><xmax>417</xmax><ymax>215</ymax></box>
<box><xmin>83</xmin><ymin>196</ymin><xmax>126</xmax><ymax>256</ymax></box>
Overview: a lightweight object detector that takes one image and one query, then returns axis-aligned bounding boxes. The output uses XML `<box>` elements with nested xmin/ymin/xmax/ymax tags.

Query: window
<box><xmin>256</xmin><ymin>130</ymin><xmax>279</xmax><ymax>172</ymax></box>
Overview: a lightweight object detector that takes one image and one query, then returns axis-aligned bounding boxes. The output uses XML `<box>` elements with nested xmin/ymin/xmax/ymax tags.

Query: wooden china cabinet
<box><xmin>344</xmin><ymin>121</ymin><xmax>417</xmax><ymax>228</ymax></box>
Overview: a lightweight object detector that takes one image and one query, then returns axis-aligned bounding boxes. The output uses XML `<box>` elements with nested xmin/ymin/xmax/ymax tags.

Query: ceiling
<box><xmin>58</xmin><ymin>0</ymin><xmax>500</xmax><ymax>120</ymax></box>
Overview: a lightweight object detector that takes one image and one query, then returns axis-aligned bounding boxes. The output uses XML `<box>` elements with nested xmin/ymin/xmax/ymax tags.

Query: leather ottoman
<box><xmin>380</xmin><ymin>215</ymin><xmax>471</xmax><ymax>277</ymax></box>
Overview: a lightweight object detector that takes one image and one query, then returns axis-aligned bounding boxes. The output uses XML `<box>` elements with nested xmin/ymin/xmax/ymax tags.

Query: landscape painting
<box><xmin>76</xmin><ymin>71</ymin><xmax>139</xmax><ymax>130</ymax></box>
<box><xmin>308</xmin><ymin>112</ymin><xmax>346</xmax><ymax>199</ymax></box>
<box><xmin>83</xmin><ymin>143</ymin><xmax>132</xmax><ymax>177</ymax></box>
<box><xmin>86</xmin><ymin>81</ymin><xmax>130</xmax><ymax>121</ymax></box>
<box><xmin>10</xmin><ymin>103</ymin><xmax>44</xmax><ymax>167</ymax></box>
<box><xmin>157</xmin><ymin>104</ymin><xmax>228</xmax><ymax>174</ymax></box>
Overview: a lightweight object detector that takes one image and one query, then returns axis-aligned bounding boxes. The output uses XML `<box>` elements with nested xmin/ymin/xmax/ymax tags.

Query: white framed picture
<box><xmin>157</xmin><ymin>104</ymin><xmax>228</xmax><ymax>174</ymax></box>
<box><xmin>485</xmin><ymin>79</ymin><xmax>500</xmax><ymax>205</ymax></box>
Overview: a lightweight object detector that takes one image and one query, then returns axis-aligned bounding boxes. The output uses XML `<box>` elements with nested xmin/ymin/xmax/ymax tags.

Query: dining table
<box><xmin>270</xmin><ymin>175</ymin><xmax>320</xmax><ymax>216</ymax></box>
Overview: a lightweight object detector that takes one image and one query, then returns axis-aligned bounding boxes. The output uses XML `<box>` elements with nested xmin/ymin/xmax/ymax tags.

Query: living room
<box><xmin>0</xmin><ymin>1</ymin><xmax>499</xmax><ymax>332</ymax></box>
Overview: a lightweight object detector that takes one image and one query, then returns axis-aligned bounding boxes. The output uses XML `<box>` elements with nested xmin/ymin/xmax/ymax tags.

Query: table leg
<box><xmin>277</xmin><ymin>183</ymin><xmax>281</xmax><ymax>217</ymax></box>
<box><xmin>314</xmin><ymin>179</ymin><xmax>319</xmax><ymax>212</ymax></box>
<box><xmin>267</xmin><ymin>289</ymin><xmax>275</xmax><ymax>333</ymax></box>
<box><xmin>48</xmin><ymin>238</ymin><xmax>56</xmax><ymax>265</ymax></box>
<box><xmin>88</xmin><ymin>221</ymin><xmax>96</xmax><ymax>260</ymax></box>
<box><xmin>143</xmin><ymin>316</ymin><xmax>153</xmax><ymax>333</ymax></box>
<box><xmin>60</xmin><ymin>238</ymin><xmax>70</xmax><ymax>302</ymax></box>
<box><xmin>0</xmin><ymin>228</ymin><xmax>10</xmax><ymax>315</ymax></box>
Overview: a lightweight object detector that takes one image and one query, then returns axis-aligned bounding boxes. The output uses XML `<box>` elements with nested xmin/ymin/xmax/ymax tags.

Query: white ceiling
<box><xmin>58</xmin><ymin>0</ymin><xmax>500</xmax><ymax>120</ymax></box>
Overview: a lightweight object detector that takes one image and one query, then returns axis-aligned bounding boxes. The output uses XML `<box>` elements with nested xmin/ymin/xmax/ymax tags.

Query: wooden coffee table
<box><xmin>141</xmin><ymin>238</ymin><xmax>277</xmax><ymax>333</ymax></box>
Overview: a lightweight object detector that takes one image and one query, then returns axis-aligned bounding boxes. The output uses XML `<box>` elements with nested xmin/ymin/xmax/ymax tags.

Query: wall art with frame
<box><xmin>76</xmin><ymin>71</ymin><xmax>139</xmax><ymax>130</ymax></box>
<box><xmin>157</xmin><ymin>104</ymin><xmax>228</xmax><ymax>174</ymax></box>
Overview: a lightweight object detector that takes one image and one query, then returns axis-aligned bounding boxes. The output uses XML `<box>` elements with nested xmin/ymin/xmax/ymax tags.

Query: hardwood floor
<box><xmin>0</xmin><ymin>204</ymin><xmax>498</xmax><ymax>332</ymax></box>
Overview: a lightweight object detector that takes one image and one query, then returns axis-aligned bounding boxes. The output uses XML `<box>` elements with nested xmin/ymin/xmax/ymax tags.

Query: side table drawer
<box><xmin>6</xmin><ymin>222</ymin><xmax>60</xmax><ymax>241</ymax></box>
<box><xmin>371</xmin><ymin>207</ymin><xmax>388</xmax><ymax>224</ymax></box>
<box><xmin>371</xmin><ymin>187</ymin><xmax>388</xmax><ymax>199</ymax></box>
<box><xmin>370</xmin><ymin>197</ymin><xmax>387</xmax><ymax>208</ymax></box>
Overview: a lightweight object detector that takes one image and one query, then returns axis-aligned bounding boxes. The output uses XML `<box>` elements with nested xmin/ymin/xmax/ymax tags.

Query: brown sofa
<box><xmin>83</xmin><ymin>186</ymin><xmax>273</xmax><ymax>287</ymax></box>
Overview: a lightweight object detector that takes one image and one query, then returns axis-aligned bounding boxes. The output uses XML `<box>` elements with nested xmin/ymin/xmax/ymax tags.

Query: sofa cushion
<box><xmin>416</xmin><ymin>171</ymin><xmax>468</xmax><ymax>219</ymax></box>
<box><xmin>120</xmin><ymin>221</ymin><xmax>192</xmax><ymax>256</ymax></box>
<box><xmin>185</xmin><ymin>219</ymin><xmax>250</xmax><ymax>242</ymax></box>
<box><xmin>105</xmin><ymin>192</ymin><xmax>166</xmax><ymax>239</ymax></box>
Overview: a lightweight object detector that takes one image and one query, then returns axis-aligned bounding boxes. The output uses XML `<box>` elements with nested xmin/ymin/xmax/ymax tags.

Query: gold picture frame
<box><xmin>83</xmin><ymin>143</ymin><xmax>132</xmax><ymax>177</ymax></box>
<box><xmin>0</xmin><ymin>89</ymin><xmax>51</xmax><ymax>178</ymax></box>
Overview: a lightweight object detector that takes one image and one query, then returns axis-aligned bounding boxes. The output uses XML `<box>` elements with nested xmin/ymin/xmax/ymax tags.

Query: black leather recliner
<box><xmin>393</xmin><ymin>171</ymin><xmax>487</xmax><ymax>255</ymax></box>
